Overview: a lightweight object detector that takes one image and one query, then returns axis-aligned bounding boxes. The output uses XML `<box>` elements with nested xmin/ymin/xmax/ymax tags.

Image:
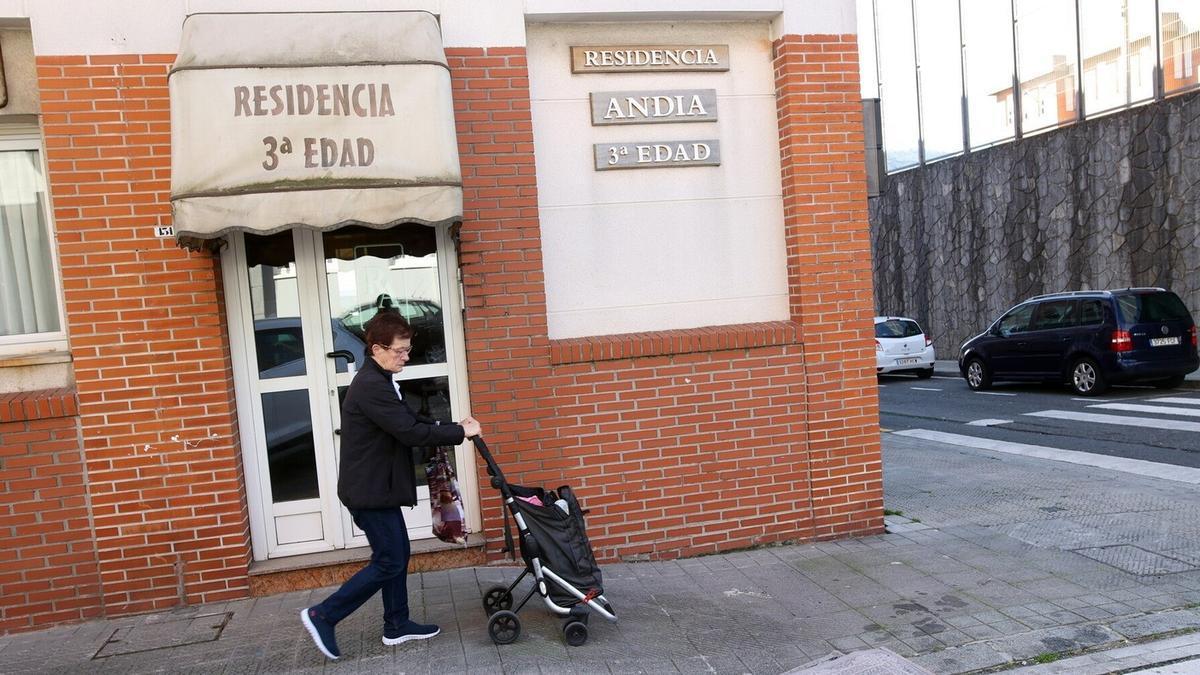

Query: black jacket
<box><xmin>337</xmin><ymin>355</ymin><xmax>465</xmax><ymax>509</ymax></box>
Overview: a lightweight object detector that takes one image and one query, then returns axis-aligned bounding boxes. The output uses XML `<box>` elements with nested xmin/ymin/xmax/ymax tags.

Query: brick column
<box><xmin>774</xmin><ymin>34</ymin><xmax>883</xmax><ymax>538</ymax></box>
<box><xmin>37</xmin><ymin>55</ymin><xmax>250</xmax><ymax>616</ymax></box>
<box><xmin>0</xmin><ymin>389</ymin><xmax>99</xmax><ymax>632</ymax></box>
<box><xmin>446</xmin><ymin>47</ymin><xmax>559</xmax><ymax>559</ymax></box>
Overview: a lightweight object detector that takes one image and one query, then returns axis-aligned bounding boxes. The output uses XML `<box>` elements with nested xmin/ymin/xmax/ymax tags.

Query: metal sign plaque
<box><xmin>594</xmin><ymin>140</ymin><xmax>721</xmax><ymax>170</ymax></box>
<box><xmin>590</xmin><ymin>89</ymin><xmax>718</xmax><ymax>126</ymax></box>
<box><xmin>571</xmin><ymin>45</ymin><xmax>730</xmax><ymax>73</ymax></box>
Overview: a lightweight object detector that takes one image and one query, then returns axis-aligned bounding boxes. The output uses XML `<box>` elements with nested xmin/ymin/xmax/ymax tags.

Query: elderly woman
<box><xmin>301</xmin><ymin>311</ymin><xmax>481</xmax><ymax>659</ymax></box>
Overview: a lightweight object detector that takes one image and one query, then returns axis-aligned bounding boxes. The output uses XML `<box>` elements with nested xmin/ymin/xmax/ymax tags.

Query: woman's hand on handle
<box><xmin>460</xmin><ymin>416</ymin><xmax>481</xmax><ymax>438</ymax></box>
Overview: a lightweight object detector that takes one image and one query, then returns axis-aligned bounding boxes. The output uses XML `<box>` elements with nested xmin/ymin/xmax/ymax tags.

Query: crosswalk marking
<box><xmin>893</xmin><ymin>428</ymin><xmax>1200</xmax><ymax>485</ymax></box>
<box><xmin>1091</xmin><ymin>402</ymin><xmax>1200</xmax><ymax>418</ymax></box>
<box><xmin>1026</xmin><ymin>409</ymin><xmax>1200</xmax><ymax>433</ymax></box>
<box><xmin>966</xmin><ymin>419</ymin><xmax>1011</xmax><ymax>426</ymax></box>
<box><xmin>1148</xmin><ymin>397</ymin><xmax>1200</xmax><ymax>406</ymax></box>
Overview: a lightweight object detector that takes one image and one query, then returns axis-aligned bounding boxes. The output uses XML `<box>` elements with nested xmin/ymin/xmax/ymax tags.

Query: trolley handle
<box><xmin>470</xmin><ymin>435</ymin><xmax>505</xmax><ymax>481</ymax></box>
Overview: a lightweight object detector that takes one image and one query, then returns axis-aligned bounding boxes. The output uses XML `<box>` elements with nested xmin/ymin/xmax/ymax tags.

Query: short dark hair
<box><xmin>364</xmin><ymin>311</ymin><xmax>412</xmax><ymax>349</ymax></box>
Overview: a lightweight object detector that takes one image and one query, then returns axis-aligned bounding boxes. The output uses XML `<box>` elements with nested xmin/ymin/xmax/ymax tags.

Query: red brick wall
<box><xmin>36</xmin><ymin>55</ymin><xmax>250</xmax><ymax>619</ymax></box>
<box><xmin>453</xmin><ymin>40</ymin><xmax>881</xmax><ymax>564</ymax></box>
<box><xmin>546</xmin><ymin>326</ymin><xmax>818</xmax><ymax>559</ymax></box>
<box><xmin>775</xmin><ymin>34</ymin><xmax>882</xmax><ymax>539</ymax></box>
<box><xmin>0</xmin><ymin>389</ymin><xmax>100</xmax><ymax>632</ymax></box>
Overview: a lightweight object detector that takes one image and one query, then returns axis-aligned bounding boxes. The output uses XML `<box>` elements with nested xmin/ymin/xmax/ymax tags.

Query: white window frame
<box><xmin>0</xmin><ymin>125</ymin><xmax>68</xmax><ymax>357</ymax></box>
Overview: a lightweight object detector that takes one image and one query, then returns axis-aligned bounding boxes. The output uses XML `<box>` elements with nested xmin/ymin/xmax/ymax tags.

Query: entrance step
<box><xmin>247</xmin><ymin>537</ymin><xmax>486</xmax><ymax>596</ymax></box>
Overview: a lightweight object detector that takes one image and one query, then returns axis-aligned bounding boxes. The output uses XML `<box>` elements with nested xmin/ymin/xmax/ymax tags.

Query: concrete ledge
<box><xmin>247</xmin><ymin>536</ymin><xmax>488</xmax><ymax>596</ymax></box>
<box><xmin>549</xmin><ymin>321</ymin><xmax>800</xmax><ymax>364</ymax></box>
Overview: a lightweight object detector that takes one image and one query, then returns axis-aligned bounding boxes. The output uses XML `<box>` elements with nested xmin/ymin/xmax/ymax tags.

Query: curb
<box><xmin>910</xmin><ymin>608</ymin><xmax>1200</xmax><ymax>674</ymax></box>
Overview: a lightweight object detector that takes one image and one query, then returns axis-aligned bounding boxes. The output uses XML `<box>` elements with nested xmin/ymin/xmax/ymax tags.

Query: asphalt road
<box><xmin>877</xmin><ymin>370</ymin><xmax>1200</xmax><ymax>469</ymax></box>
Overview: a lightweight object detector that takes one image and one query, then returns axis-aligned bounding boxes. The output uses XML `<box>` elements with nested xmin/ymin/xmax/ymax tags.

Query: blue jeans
<box><xmin>314</xmin><ymin>508</ymin><xmax>411</xmax><ymax>633</ymax></box>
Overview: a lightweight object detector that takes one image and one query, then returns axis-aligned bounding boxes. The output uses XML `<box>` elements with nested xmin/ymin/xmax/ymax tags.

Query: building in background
<box><xmin>0</xmin><ymin>0</ymin><xmax>879</xmax><ymax>633</ymax></box>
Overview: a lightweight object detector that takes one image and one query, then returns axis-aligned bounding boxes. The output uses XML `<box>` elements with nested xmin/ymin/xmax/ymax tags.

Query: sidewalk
<box><xmin>2</xmin><ymin>433</ymin><xmax>1199</xmax><ymax>674</ymax></box>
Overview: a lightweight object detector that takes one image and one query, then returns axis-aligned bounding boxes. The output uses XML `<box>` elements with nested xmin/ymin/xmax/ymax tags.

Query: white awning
<box><xmin>168</xmin><ymin>11</ymin><xmax>462</xmax><ymax>248</ymax></box>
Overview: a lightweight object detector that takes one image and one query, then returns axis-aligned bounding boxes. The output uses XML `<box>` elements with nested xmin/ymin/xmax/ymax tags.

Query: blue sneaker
<box><xmin>300</xmin><ymin>607</ymin><xmax>340</xmax><ymax>659</ymax></box>
<box><xmin>382</xmin><ymin>620</ymin><xmax>441</xmax><ymax>645</ymax></box>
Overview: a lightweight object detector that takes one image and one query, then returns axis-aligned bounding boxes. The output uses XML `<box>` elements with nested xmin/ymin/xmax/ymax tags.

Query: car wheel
<box><xmin>964</xmin><ymin>358</ymin><xmax>991</xmax><ymax>391</ymax></box>
<box><xmin>1070</xmin><ymin>358</ymin><xmax>1108</xmax><ymax>396</ymax></box>
<box><xmin>1153</xmin><ymin>374</ymin><xmax>1186</xmax><ymax>389</ymax></box>
<box><xmin>917</xmin><ymin>367</ymin><xmax>934</xmax><ymax>379</ymax></box>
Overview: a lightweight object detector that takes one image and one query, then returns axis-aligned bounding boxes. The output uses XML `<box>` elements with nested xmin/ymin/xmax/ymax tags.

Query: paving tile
<box><xmin>1109</xmin><ymin>609</ymin><xmax>1200</xmax><ymax>639</ymax></box>
<box><xmin>943</xmin><ymin>614</ymin><xmax>985</xmax><ymax>629</ymax></box>
<box><xmin>960</xmin><ymin>623</ymin><xmax>1006</xmax><ymax>640</ymax></box>
<box><xmin>910</xmin><ymin>642</ymin><xmax>1010</xmax><ymax>674</ymax></box>
<box><xmin>1073</xmin><ymin>605</ymin><xmax>1117</xmax><ymax>621</ymax></box>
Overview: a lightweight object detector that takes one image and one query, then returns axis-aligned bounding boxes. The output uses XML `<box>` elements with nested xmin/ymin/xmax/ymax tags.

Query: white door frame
<box><xmin>222</xmin><ymin>225</ymin><xmax>479</xmax><ymax>562</ymax></box>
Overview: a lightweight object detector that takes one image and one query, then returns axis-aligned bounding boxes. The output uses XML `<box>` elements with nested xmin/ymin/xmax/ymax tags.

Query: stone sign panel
<box><xmin>571</xmin><ymin>45</ymin><xmax>730</xmax><ymax>73</ymax></box>
<box><xmin>594</xmin><ymin>140</ymin><xmax>721</xmax><ymax>170</ymax></box>
<box><xmin>590</xmin><ymin>89</ymin><xmax>718</xmax><ymax>125</ymax></box>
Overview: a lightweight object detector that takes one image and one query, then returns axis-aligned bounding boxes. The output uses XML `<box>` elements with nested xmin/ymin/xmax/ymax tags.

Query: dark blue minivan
<box><xmin>958</xmin><ymin>288</ymin><xmax>1199</xmax><ymax>395</ymax></box>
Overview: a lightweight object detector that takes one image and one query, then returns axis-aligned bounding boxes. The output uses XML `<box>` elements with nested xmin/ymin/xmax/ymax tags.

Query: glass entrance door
<box><xmin>224</xmin><ymin>224</ymin><xmax>475</xmax><ymax>560</ymax></box>
<box><xmin>321</xmin><ymin>225</ymin><xmax>462</xmax><ymax>544</ymax></box>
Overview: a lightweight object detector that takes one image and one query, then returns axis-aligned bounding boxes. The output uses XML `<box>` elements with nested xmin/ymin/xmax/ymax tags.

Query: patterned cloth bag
<box><xmin>426</xmin><ymin>446</ymin><xmax>468</xmax><ymax>545</ymax></box>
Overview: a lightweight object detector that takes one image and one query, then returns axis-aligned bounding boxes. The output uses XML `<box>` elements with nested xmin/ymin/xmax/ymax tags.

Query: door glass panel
<box><xmin>323</xmin><ymin>225</ymin><xmax>447</xmax><ymax>366</ymax></box>
<box><xmin>246</xmin><ymin>232</ymin><xmax>304</xmax><ymax>379</ymax></box>
<box><xmin>262</xmin><ymin>391</ymin><xmax>318</xmax><ymax>502</ymax></box>
<box><xmin>402</xmin><ymin>376</ymin><xmax>454</xmax><ymax>487</ymax></box>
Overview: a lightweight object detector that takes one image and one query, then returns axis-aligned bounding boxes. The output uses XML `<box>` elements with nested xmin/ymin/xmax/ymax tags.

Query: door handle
<box><xmin>327</xmin><ymin>349</ymin><xmax>356</xmax><ymax>373</ymax></box>
<box><xmin>326</xmin><ymin>349</ymin><xmax>355</xmax><ymax>363</ymax></box>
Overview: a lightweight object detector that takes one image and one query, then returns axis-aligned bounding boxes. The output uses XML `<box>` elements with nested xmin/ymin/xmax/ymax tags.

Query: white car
<box><xmin>875</xmin><ymin>316</ymin><xmax>935</xmax><ymax>378</ymax></box>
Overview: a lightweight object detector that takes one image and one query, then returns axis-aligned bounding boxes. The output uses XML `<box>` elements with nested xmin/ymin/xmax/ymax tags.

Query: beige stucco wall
<box><xmin>528</xmin><ymin>21</ymin><xmax>789</xmax><ymax>339</ymax></box>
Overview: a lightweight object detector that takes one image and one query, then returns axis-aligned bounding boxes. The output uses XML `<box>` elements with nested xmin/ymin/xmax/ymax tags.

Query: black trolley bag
<box><xmin>472</xmin><ymin>437</ymin><xmax>616</xmax><ymax>646</ymax></box>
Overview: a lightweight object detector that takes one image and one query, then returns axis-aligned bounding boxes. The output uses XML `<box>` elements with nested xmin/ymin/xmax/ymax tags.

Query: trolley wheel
<box><xmin>482</xmin><ymin>585</ymin><xmax>513</xmax><ymax>615</ymax></box>
<box><xmin>488</xmin><ymin>610</ymin><xmax>521</xmax><ymax>645</ymax></box>
<box><xmin>563</xmin><ymin>620</ymin><xmax>589</xmax><ymax>647</ymax></box>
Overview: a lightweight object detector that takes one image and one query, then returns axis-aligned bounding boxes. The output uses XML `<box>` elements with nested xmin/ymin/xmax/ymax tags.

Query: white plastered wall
<box><xmin>11</xmin><ymin>0</ymin><xmax>528</xmax><ymax>54</ymax></box>
<box><xmin>528</xmin><ymin>21</ymin><xmax>788</xmax><ymax>339</ymax></box>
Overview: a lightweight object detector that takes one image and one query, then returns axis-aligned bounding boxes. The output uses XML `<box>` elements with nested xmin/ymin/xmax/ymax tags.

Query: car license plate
<box><xmin>897</xmin><ymin>357</ymin><xmax>920</xmax><ymax>365</ymax></box>
<box><xmin>1150</xmin><ymin>336</ymin><xmax>1180</xmax><ymax>347</ymax></box>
